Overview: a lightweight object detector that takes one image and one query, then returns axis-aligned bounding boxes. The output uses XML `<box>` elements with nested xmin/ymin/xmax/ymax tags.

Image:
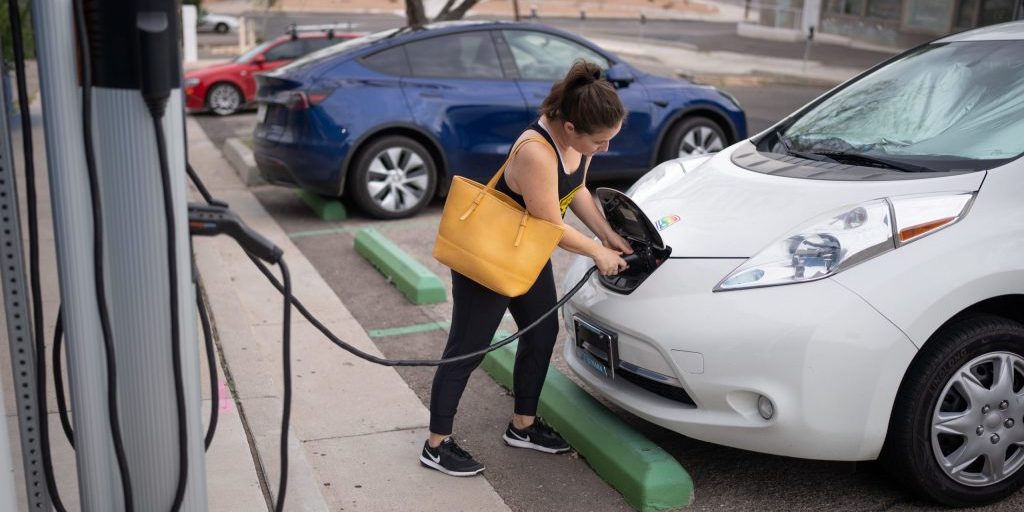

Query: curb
<box><xmin>353</xmin><ymin>228</ymin><xmax>447</xmax><ymax>305</ymax></box>
<box><xmin>481</xmin><ymin>342</ymin><xmax>693</xmax><ymax>511</ymax></box>
<box><xmin>294</xmin><ymin>188</ymin><xmax>348</xmax><ymax>221</ymax></box>
<box><xmin>222</xmin><ymin>137</ymin><xmax>263</xmax><ymax>186</ymax></box>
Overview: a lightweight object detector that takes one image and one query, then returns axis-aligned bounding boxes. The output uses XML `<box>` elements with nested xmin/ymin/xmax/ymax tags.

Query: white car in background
<box><xmin>196</xmin><ymin>11</ymin><xmax>240</xmax><ymax>34</ymax></box>
<box><xmin>563</xmin><ymin>21</ymin><xmax>1024</xmax><ymax>506</ymax></box>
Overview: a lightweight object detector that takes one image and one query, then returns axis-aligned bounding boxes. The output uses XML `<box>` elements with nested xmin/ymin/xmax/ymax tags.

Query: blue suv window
<box><xmin>362</xmin><ymin>46</ymin><xmax>411</xmax><ymax>76</ymax></box>
<box><xmin>405</xmin><ymin>32</ymin><xmax>504</xmax><ymax>79</ymax></box>
<box><xmin>503</xmin><ymin>30</ymin><xmax>609</xmax><ymax>80</ymax></box>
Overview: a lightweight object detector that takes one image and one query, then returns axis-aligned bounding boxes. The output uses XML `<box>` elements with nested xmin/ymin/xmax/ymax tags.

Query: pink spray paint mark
<box><xmin>218</xmin><ymin>380</ymin><xmax>233</xmax><ymax>413</ymax></box>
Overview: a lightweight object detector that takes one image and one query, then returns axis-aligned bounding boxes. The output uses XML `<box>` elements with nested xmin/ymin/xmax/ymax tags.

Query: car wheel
<box><xmin>882</xmin><ymin>314</ymin><xmax>1024</xmax><ymax>506</ymax></box>
<box><xmin>206</xmin><ymin>83</ymin><xmax>242</xmax><ymax>116</ymax></box>
<box><xmin>214</xmin><ymin>22</ymin><xmax>229</xmax><ymax>34</ymax></box>
<box><xmin>349</xmin><ymin>136</ymin><xmax>437</xmax><ymax>219</ymax></box>
<box><xmin>659</xmin><ymin>116</ymin><xmax>727</xmax><ymax>162</ymax></box>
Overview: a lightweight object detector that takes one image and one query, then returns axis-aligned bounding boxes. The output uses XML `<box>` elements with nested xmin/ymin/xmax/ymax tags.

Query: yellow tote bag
<box><xmin>433</xmin><ymin>137</ymin><xmax>565</xmax><ymax>297</ymax></box>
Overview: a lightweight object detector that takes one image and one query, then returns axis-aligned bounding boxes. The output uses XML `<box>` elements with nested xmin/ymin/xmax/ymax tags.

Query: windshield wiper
<box><xmin>777</xmin><ymin>134</ymin><xmax>840</xmax><ymax>163</ymax></box>
<box><xmin>814</xmin><ymin>151</ymin><xmax>934</xmax><ymax>173</ymax></box>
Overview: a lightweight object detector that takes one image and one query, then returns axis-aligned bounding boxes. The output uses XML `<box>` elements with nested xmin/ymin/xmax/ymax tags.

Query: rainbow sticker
<box><xmin>655</xmin><ymin>215</ymin><xmax>681</xmax><ymax>231</ymax></box>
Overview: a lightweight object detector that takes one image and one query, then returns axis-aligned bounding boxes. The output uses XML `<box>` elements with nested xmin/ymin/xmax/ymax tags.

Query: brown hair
<box><xmin>539</xmin><ymin>60</ymin><xmax>626</xmax><ymax>135</ymax></box>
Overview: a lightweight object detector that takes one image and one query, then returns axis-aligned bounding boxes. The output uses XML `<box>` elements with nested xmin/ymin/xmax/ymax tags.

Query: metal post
<box><xmin>32</xmin><ymin>1</ymin><xmax>207</xmax><ymax>510</ymax></box>
<box><xmin>0</xmin><ymin>35</ymin><xmax>52</xmax><ymax>511</ymax></box>
<box><xmin>802</xmin><ymin>25</ymin><xmax>814</xmax><ymax>72</ymax></box>
<box><xmin>512</xmin><ymin>0</ymin><xmax>521</xmax><ymax>21</ymax></box>
<box><xmin>0</xmin><ymin>376</ymin><xmax>20</xmax><ymax>511</ymax></box>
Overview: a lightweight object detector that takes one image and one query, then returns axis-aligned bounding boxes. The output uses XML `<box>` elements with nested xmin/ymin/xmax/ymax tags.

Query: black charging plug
<box><xmin>188</xmin><ymin>203</ymin><xmax>283</xmax><ymax>263</ymax></box>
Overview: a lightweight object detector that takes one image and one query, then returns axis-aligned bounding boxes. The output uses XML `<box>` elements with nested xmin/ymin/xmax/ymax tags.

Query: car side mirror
<box><xmin>606</xmin><ymin>64</ymin><xmax>635</xmax><ymax>88</ymax></box>
<box><xmin>253</xmin><ymin>54</ymin><xmax>266</xmax><ymax>66</ymax></box>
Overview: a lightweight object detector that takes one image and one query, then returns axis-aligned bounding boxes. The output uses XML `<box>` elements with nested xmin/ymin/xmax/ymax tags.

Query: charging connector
<box><xmin>188</xmin><ymin>203</ymin><xmax>283</xmax><ymax>263</ymax></box>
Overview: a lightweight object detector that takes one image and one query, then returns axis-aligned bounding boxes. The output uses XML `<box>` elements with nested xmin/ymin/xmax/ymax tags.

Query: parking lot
<box><xmin>189</xmin><ymin>12</ymin><xmax>1024</xmax><ymax>512</ymax></box>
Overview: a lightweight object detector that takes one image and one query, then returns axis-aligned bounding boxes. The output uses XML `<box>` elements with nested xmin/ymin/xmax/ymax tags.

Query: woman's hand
<box><xmin>602</xmin><ymin>231</ymin><xmax>634</xmax><ymax>255</ymax></box>
<box><xmin>592</xmin><ymin>245</ymin><xmax>628</xmax><ymax>276</ymax></box>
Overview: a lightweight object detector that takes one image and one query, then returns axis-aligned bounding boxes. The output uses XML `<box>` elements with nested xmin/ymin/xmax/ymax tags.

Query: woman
<box><xmin>422</xmin><ymin>60</ymin><xmax>633</xmax><ymax>477</ymax></box>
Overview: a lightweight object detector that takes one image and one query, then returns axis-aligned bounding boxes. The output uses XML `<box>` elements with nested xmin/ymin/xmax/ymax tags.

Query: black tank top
<box><xmin>494</xmin><ymin>121</ymin><xmax>588</xmax><ymax>217</ymax></box>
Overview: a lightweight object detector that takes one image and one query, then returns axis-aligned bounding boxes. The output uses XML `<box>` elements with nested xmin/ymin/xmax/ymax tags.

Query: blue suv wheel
<box><xmin>349</xmin><ymin>135</ymin><xmax>438</xmax><ymax>219</ymax></box>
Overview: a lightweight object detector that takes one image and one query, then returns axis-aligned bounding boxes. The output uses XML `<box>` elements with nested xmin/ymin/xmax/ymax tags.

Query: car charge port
<box><xmin>596</xmin><ymin>188</ymin><xmax>672</xmax><ymax>294</ymax></box>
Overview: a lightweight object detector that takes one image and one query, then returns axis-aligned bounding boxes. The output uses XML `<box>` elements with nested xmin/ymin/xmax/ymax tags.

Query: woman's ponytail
<box><xmin>539</xmin><ymin>59</ymin><xmax>625</xmax><ymax>134</ymax></box>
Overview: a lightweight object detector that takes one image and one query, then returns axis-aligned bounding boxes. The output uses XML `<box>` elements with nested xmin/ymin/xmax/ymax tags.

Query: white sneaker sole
<box><xmin>502</xmin><ymin>433</ymin><xmax>571</xmax><ymax>454</ymax></box>
<box><xmin>419</xmin><ymin>455</ymin><xmax>485</xmax><ymax>477</ymax></box>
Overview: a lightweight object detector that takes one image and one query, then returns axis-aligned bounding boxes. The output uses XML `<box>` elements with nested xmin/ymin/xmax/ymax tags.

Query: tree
<box><xmin>405</xmin><ymin>0</ymin><xmax>482</xmax><ymax>28</ymax></box>
<box><xmin>1</xmin><ymin>0</ymin><xmax>35</xmax><ymax>66</ymax></box>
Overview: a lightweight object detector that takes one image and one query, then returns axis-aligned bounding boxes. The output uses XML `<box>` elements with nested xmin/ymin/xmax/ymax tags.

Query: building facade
<box><xmin>757</xmin><ymin>0</ymin><xmax>1023</xmax><ymax>49</ymax></box>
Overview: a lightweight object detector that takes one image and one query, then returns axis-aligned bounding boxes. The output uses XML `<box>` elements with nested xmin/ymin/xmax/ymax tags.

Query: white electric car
<box><xmin>563</xmin><ymin>22</ymin><xmax>1024</xmax><ymax>506</ymax></box>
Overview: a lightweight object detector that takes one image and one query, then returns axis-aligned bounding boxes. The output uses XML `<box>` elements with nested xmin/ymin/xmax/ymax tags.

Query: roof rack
<box><xmin>285</xmin><ymin>22</ymin><xmax>356</xmax><ymax>40</ymax></box>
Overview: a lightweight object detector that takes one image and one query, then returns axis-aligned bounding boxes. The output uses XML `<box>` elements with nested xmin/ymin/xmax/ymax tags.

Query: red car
<box><xmin>185</xmin><ymin>30</ymin><xmax>362</xmax><ymax>115</ymax></box>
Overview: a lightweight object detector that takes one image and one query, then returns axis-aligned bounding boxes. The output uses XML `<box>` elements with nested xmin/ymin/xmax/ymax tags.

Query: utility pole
<box><xmin>31</xmin><ymin>1</ymin><xmax>207</xmax><ymax>510</ymax></box>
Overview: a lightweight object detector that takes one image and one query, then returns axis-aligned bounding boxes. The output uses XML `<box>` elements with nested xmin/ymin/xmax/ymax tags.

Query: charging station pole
<box><xmin>0</xmin><ymin>34</ymin><xmax>49</xmax><ymax>511</ymax></box>
<box><xmin>31</xmin><ymin>1</ymin><xmax>207</xmax><ymax>510</ymax></box>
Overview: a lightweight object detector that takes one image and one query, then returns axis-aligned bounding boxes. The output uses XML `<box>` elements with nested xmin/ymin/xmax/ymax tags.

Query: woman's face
<box><xmin>565</xmin><ymin>121</ymin><xmax>623</xmax><ymax>157</ymax></box>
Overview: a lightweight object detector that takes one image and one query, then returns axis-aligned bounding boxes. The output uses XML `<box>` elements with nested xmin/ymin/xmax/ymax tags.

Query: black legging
<box><xmin>429</xmin><ymin>261</ymin><xmax>559</xmax><ymax>435</ymax></box>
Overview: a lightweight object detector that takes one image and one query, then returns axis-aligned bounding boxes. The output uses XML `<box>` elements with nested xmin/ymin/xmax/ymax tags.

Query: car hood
<box><xmin>627</xmin><ymin>143</ymin><xmax>987</xmax><ymax>257</ymax></box>
<box><xmin>185</xmin><ymin>61</ymin><xmax>246</xmax><ymax>79</ymax></box>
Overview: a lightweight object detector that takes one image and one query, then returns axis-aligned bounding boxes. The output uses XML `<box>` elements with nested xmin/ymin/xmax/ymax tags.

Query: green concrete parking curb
<box><xmin>353</xmin><ymin>228</ymin><xmax>447</xmax><ymax>305</ymax></box>
<box><xmin>294</xmin><ymin>188</ymin><xmax>347</xmax><ymax>221</ymax></box>
<box><xmin>482</xmin><ymin>342</ymin><xmax>693</xmax><ymax>511</ymax></box>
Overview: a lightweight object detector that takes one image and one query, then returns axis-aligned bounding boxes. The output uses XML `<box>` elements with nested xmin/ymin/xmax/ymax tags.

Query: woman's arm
<box><xmin>506</xmin><ymin>142</ymin><xmax>627</xmax><ymax>276</ymax></box>
<box><xmin>568</xmin><ymin>187</ymin><xmax>633</xmax><ymax>255</ymax></box>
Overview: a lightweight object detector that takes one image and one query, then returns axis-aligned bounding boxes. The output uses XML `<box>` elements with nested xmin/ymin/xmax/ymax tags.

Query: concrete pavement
<box><xmin>1</xmin><ymin>102</ymin><xmax>511</xmax><ymax>510</ymax></box>
<box><xmin>187</xmin><ymin>115</ymin><xmax>511</xmax><ymax>510</ymax></box>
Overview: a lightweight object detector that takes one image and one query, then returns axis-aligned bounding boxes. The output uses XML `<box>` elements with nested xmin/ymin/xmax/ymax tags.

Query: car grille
<box><xmin>617</xmin><ymin>367</ymin><xmax>696</xmax><ymax>406</ymax></box>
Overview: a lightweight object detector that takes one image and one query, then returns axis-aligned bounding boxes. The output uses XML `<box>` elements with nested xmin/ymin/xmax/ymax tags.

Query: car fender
<box><xmin>832</xmin><ymin>165</ymin><xmax>1024</xmax><ymax>349</ymax></box>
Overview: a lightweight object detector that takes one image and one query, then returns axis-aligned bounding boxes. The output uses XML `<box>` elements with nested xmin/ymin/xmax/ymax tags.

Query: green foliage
<box><xmin>1</xmin><ymin>0</ymin><xmax>35</xmax><ymax>67</ymax></box>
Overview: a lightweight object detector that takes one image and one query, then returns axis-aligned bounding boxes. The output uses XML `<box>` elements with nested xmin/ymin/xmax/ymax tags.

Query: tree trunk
<box><xmin>405</xmin><ymin>0</ymin><xmax>429</xmax><ymax>28</ymax></box>
<box><xmin>434</xmin><ymin>0</ymin><xmax>481</xmax><ymax>21</ymax></box>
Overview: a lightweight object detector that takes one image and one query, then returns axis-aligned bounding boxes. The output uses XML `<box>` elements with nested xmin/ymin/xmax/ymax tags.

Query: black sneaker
<box><xmin>502</xmin><ymin>418</ymin><xmax>570</xmax><ymax>454</ymax></box>
<box><xmin>419</xmin><ymin>437</ymin><xmax>485</xmax><ymax>477</ymax></box>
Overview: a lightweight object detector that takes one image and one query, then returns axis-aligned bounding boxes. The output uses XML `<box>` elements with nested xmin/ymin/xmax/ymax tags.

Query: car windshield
<box><xmin>277</xmin><ymin>28</ymin><xmax>399</xmax><ymax>74</ymax></box>
<box><xmin>235</xmin><ymin>41</ymin><xmax>274</xmax><ymax>63</ymax></box>
<box><xmin>779</xmin><ymin>41</ymin><xmax>1024</xmax><ymax>171</ymax></box>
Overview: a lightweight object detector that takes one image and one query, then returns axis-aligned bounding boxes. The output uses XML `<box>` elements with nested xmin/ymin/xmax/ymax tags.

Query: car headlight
<box><xmin>184</xmin><ymin>77</ymin><xmax>201</xmax><ymax>88</ymax></box>
<box><xmin>625</xmin><ymin>154</ymin><xmax>712</xmax><ymax>202</ymax></box>
<box><xmin>714</xmin><ymin>192</ymin><xmax>975</xmax><ymax>291</ymax></box>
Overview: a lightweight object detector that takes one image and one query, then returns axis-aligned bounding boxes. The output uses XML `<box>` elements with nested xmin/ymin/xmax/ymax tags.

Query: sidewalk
<box><xmin>2</xmin><ymin>104</ymin><xmax>510</xmax><ymax>509</ymax></box>
<box><xmin>208</xmin><ymin>0</ymin><xmax>748</xmax><ymax>22</ymax></box>
<box><xmin>591</xmin><ymin>35</ymin><xmax>865</xmax><ymax>85</ymax></box>
<box><xmin>186</xmin><ymin>115</ymin><xmax>511</xmax><ymax>510</ymax></box>
<box><xmin>201</xmin><ymin>0</ymin><xmax>875</xmax><ymax>86</ymax></box>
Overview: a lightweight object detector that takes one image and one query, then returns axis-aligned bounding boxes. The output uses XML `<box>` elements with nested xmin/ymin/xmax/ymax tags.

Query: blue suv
<box><xmin>254</xmin><ymin>21</ymin><xmax>747</xmax><ymax>219</ymax></box>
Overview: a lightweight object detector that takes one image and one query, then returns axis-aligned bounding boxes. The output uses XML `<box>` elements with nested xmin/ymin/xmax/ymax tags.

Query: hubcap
<box><xmin>365</xmin><ymin>147</ymin><xmax>429</xmax><ymax>213</ymax></box>
<box><xmin>209</xmin><ymin>86</ymin><xmax>240</xmax><ymax>115</ymax></box>
<box><xmin>677</xmin><ymin>125</ymin><xmax>724</xmax><ymax>158</ymax></box>
<box><xmin>931</xmin><ymin>352</ymin><xmax>1024</xmax><ymax>487</ymax></box>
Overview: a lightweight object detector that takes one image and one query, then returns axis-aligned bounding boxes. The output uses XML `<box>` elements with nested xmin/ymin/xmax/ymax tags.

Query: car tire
<box><xmin>206</xmin><ymin>83</ymin><xmax>242</xmax><ymax>116</ymax></box>
<box><xmin>881</xmin><ymin>313</ymin><xmax>1024</xmax><ymax>506</ymax></box>
<box><xmin>658</xmin><ymin>116</ymin><xmax>727</xmax><ymax>162</ymax></box>
<box><xmin>349</xmin><ymin>136</ymin><xmax>437</xmax><ymax>219</ymax></box>
<box><xmin>214</xmin><ymin>22</ymin><xmax>229</xmax><ymax>34</ymax></box>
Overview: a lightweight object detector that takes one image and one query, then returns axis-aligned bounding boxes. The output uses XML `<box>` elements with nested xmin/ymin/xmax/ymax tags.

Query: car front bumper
<box><xmin>562</xmin><ymin>257</ymin><xmax>917</xmax><ymax>461</ymax></box>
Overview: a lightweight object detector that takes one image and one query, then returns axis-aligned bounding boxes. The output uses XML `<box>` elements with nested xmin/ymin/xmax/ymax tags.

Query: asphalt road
<box><xmin>190</xmin><ymin>17</ymin><xmax>1022</xmax><ymax>512</ymax></box>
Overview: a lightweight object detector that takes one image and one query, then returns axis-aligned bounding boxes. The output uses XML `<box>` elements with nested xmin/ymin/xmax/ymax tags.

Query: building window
<box><xmin>827</xmin><ymin>0</ymin><xmax>867</xmax><ymax>15</ymax></box>
<box><xmin>955</xmin><ymin>0</ymin><xmax>979</xmax><ymax>29</ymax></box>
<box><xmin>867</xmin><ymin>0</ymin><xmax>902</xmax><ymax>18</ymax></box>
<box><xmin>979</xmin><ymin>0</ymin><xmax>1016</xmax><ymax>26</ymax></box>
<box><xmin>903</xmin><ymin>0</ymin><xmax>957</xmax><ymax>33</ymax></box>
